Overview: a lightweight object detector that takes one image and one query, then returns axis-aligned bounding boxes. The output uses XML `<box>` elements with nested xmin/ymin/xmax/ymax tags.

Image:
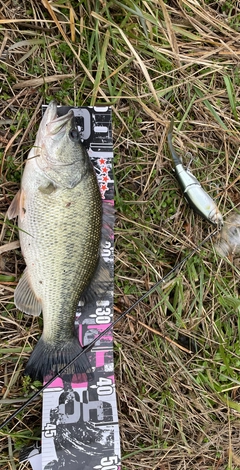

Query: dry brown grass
<box><xmin>1</xmin><ymin>1</ymin><xmax>240</xmax><ymax>469</ymax></box>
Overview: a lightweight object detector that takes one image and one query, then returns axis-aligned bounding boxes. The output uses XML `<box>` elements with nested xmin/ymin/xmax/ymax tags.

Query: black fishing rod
<box><xmin>0</xmin><ymin>228</ymin><xmax>218</xmax><ymax>431</ymax></box>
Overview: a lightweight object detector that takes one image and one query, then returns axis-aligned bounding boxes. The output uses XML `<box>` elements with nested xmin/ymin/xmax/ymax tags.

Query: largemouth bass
<box><xmin>8</xmin><ymin>101</ymin><xmax>102</xmax><ymax>381</ymax></box>
<box><xmin>168</xmin><ymin>118</ymin><xmax>223</xmax><ymax>227</ymax></box>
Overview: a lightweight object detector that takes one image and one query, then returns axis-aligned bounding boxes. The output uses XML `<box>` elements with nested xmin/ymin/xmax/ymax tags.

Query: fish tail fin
<box><xmin>24</xmin><ymin>335</ymin><xmax>93</xmax><ymax>382</ymax></box>
<box><xmin>167</xmin><ymin>118</ymin><xmax>182</xmax><ymax>167</ymax></box>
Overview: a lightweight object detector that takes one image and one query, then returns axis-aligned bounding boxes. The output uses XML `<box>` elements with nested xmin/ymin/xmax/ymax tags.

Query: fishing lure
<box><xmin>168</xmin><ymin>118</ymin><xmax>223</xmax><ymax>227</ymax></box>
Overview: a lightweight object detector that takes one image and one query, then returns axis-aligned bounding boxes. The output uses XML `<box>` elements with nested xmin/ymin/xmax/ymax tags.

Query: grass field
<box><xmin>1</xmin><ymin>1</ymin><xmax>240</xmax><ymax>469</ymax></box>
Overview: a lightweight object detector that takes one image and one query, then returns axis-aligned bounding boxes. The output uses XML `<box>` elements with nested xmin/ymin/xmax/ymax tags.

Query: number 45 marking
<box><xmin>44</xmin><ymin>423</ymin><xmax>57</xmax><ymax>438</ymax></box>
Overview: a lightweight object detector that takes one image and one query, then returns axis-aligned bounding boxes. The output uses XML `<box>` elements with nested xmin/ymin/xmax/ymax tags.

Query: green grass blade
<box><xmin>90</xmin><ymin>29</ymin><xmax>110</xmax><ymax>106</ymax></box>
<box><xmin>194</xmin><ymin>86</ymin><xmax>228</xmax><ymax>130</ymax></box>
<box><xmin>223</xmin><ymin>74</ymin><xmax>238</xmax><ymax>121</ymax></box>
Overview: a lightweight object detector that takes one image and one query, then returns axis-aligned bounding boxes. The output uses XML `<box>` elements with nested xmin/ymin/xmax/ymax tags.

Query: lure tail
<box><xmin>25</xmin><ymin>334</ymin><xmax>93</xmax><ymax>381</ymax></box>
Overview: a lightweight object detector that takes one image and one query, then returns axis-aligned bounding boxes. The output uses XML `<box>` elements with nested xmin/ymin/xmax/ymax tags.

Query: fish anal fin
<box><xmin>15</xmin><ymin>269</ymin><xmax>42</xmax><ymax>316</ymax></box>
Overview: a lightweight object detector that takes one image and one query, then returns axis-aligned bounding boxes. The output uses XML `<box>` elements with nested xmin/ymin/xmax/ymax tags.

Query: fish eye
<box><xmin>69</xmin><ymin>128</ymin><xmax>80</xmax><ymax>142</ymax></box>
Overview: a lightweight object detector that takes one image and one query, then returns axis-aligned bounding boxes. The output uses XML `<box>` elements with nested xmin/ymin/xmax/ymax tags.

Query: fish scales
<box><xmin>19</xmin><ymin>172</ymin><xmax>101</xmax><ymax>343</ymax></box>
<box><xmin>8</xmin><ymin>101</ymin><xmax>103</xmax><ymax>381</ymax></box>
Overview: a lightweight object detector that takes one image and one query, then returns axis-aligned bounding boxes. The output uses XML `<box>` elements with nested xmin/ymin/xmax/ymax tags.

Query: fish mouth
<box><xmin>44</xmin><ymin>100</ymin><xmax>58</xmax><ymax>123</ymax></box>
<box><xmin>34</xmin><ymin>101</ymin><xmax>71</xmax><ymax>151</ymax></box>
<box><xmin>36</xmin><ymin>101</ymin><xmax>80</xmax><ymax>167</ymax></box>
<box><xmin>46</xmin><ymin>107</ymin><xmax>77</xmax><ymax>165</ymax></box>
<box><xmin>41</xmin><ymin>101</ymin><xmax>74</xmax><ymax>136</ymax></box>
<box><xmin>46</xmin><ymin>112</ymin><xmax>78</xmax><ymax>167</ymax></box>
<box><xmin>46</xmin><ymin>109</ymin><xmax>74</xmax><ymax>136</ymax></box>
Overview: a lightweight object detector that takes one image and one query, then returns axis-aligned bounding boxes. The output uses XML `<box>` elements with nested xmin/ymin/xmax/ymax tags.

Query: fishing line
<box><xmin>0</xmin><ymin>228</ymin><xmax>218</xmax><ymax>431</ymax></box>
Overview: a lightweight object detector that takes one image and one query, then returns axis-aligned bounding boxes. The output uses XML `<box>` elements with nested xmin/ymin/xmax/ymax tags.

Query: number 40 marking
<box><xmin>97</xmin><ymin>377</ymin><xmax>114</xmax><ymax>396</ymax></box>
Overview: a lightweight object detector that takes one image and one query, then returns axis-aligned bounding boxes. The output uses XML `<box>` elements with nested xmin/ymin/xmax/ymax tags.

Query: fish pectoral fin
<box><xmin>7</xmin><ymin>190</ymin><xmax>21</xmax><ymax>219</ymax></box>
<box><xmin>7</xmin><ymin>189</ymin><xmax>26</xmax><ymax>222</ymax></box>
<box><xmin>15</xmin><ymin>269</ymin><xmax>42</xmax><ymax>316</ymax></box>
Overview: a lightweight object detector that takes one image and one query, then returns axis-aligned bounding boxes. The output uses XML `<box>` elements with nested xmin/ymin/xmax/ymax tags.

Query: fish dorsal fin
<box><xmin>7</xmin><ymin>189</ymin><xmax>26</xmax><ymax>222</ymax></box>
<box><xmin>15</xmin><ymin>269</ymin><xmax>42</xmax><ymax>316</ymax></box>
